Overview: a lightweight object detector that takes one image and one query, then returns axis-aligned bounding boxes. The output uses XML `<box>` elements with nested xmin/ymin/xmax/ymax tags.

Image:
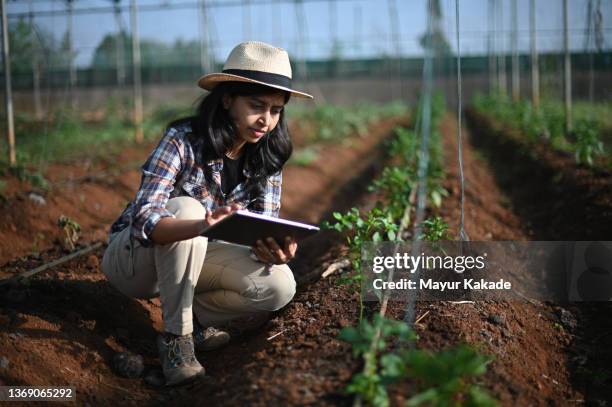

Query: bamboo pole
<box><xmin>530</xmin><ymin>0</ymin><xmax>540</xmax><ymax>109</ymax></box>
<box><xmin>1</xmin><ymin>0</ymin><xmax>16</xmax><ymax>166</ymax></box>
<box><xmin>130</xmin><ymin>0</ymin><xmax>143</xmax><ymax>143</ymax></box>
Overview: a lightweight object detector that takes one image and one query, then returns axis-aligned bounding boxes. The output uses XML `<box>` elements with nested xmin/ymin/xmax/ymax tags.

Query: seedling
<box><xmin>420</xmin><ymin>216</ymin><xmax>450</xmax><ymax>242</ymax></box>
<box><xmin>58</xmin><ymin>215</ymin><xmax>81</xmax><ymax>251</ymax></box>
<box><xmin>323</xmin><ymin>208</ymin><xmax>399</xmax><ymax>320</ymax></box>
<box><xmin>339</xmin><ymin>314</ymin><xmax>417</xmax><ymax>407</ymax></box>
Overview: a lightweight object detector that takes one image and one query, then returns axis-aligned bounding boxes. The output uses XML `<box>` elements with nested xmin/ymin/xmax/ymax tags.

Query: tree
<box><xmin>90</xmin><ymin>34</ymin><xmax>201</xmax><ymax>68</ymax></box>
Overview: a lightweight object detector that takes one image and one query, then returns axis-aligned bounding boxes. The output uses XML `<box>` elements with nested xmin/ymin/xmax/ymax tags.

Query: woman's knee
<box><xmin>166</xmin><ymin>196</ymin><xmax>206</xmax><ymax>220</ymax></box>
<box><xmin>251</xmin><ymin>265</ymin><xmax>296</xmax><ymax>312</ymax></box>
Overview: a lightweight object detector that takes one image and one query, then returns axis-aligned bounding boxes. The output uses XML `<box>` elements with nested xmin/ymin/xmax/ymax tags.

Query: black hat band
<box><xmin>222</xmin><ymin>69</ymin><xmax>292</xmax><ymax>89</ymax></box>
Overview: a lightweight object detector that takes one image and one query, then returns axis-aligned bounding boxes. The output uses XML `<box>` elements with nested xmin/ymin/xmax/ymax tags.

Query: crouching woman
<box><xmin>101</xmin><ymin>41</ymin><xmax>313</xmax><ymax>386</ymax></box>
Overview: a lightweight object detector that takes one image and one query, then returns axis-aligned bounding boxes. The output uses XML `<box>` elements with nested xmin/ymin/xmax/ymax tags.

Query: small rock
<box><xmin>0</xmin><ymin>356</ymin><xmax>9</xmax><ymax>369</ymax></box>
<box><xmin>487</xmin><ymin>314</ymin><xmax>506</xmax><ymax>326</ymax></box>
<box><xmin>112</xmin><ymin>352</ymin><xmax>144</xmax><ymax>379</ymax></box>
<box><xmin>558</xmin><ymin>308</ymin><xmax>577</xmax><ymax>331</ymax></box>
<box><xmin>28</xmin><ymin>192</ymin><xmax>46</xmax><ymax>206</ymax></box>
<box><xmin>143</xmin><ymin>369</ymin><xmax>165</xmax><ymax>387</ymax></box>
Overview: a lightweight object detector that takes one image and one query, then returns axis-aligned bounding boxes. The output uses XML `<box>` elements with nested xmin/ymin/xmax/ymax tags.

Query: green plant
<box><xmin>8</xmin><ymin>165</ymin><xmax>49</xmax><ymax>190</ymax></box>
<box><xmin>369</xmin><ymin>166</ymin><xmax>415</xmax><ymax>221</ymax></box>
<box><xmin>339</xmin><ymin>314</ymin><xmax>417</xmax><ymax>407</ymax></box>
<box><xmin>420</xmin><ymin>216</ymin><xmax>450</xmax><ymax>242</ymax></box>
<box><xmin>403</xmin><ymin>345</ymin><xmax>497</xmax><ymax>407</ymax></box>
<box><xmin>339</xmin><ymin>317</ymin><xmax>496</xmax><ymax>407</ymax></box>
<box><xmin>57</xmin><ymin>215</ymin><xmax>81</xmax><ymax>251</ymax></box>
<box><xmin>323</xmin><ymin>208</ymin><xmax>399</xmax><ymax>319</ymax></box>
<box><xmin>573</xmin><ymin>119</ymin><xmax>604</xmax><ymax>166</ymax></box>
<box><xmin>290</xmin><ymin>146</ymin><xmax>319</xmax><ymax>166</ymax></box>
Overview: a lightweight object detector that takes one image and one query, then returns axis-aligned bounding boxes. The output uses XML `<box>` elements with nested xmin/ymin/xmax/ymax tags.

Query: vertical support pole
<box><xmin>511</xmin><ymin>0</ymin><xmax>519</xmax><ymax>101</ymax></box>
<box><xmin>387</xmin><ymin>0</ymin><xmax>401</xmax><ymax>100</ymax></box>
<box><xmin>67</xmin><ymin>0</ymin><xmax>76</xmax><ymax>110</ymax></box>
<box><xmin>198</xmin><ymin>0</ymin><xmax>212</xmax><ymax>73</ymax></box>
<box><xmin>329</xmin><ymin>0</ymin><xmax>338</xmax><ymax>76</ymax></box>
<box><xmin>497</xmin><ymin>0</ymin><xmax>506</xmax><ymax>95</ymax></box>
<box><xmin>1</xmin><ymin>0</ymin><xmax>15</xmax><ymax>166</ymax></box>
<box><xmin>294</xmin><ymin>0</ymin><xmax>307</xmax><ymax>81</ymax></box>
<box><xmin>114</xmin><ymin>0</ymin><xmax>125</xmax><ymax>86</ymax></box>
<box><xmin>29</xmin><ymin>0</ymin><xmax>43</xmax><ymax>119</ymax></box>
<box><xmin>563</xmin><ymin>0</ymin><xmax>572</xmax><ymax>133</ymax></box>
<box><xmin>130</xmin><ymin>0</ymin><xmax>143</xmax><ymax>143</ymax></box>
<box><xmin>488</xmin><ymin>0</ymin><xmax>496</xmax><ymax>94</ymax></box>
<box><xmin>585</xmin><ymin>0</ymin><xmax>594</xmax><ymax>105</ymax></box>
<box><xmin>530</xmin><ymin>0</ymin><xmax>539</xmax><ymax>109</ymax></box>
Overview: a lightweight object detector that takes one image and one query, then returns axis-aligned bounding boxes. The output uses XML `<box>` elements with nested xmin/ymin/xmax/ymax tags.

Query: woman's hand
<box><xmin>152</xmin><ymin>203</ymin><xmax>242</xmax><ymax>245</ymax></box>
<box><xmin>252</xmin><ymin>236</ymin><xmax>297</xmax><ymax>265</ymax></box>
<box><xmin>203</xmin><ymin>203</ymin><xmax>242</xmax><ymax>229</ymax></box>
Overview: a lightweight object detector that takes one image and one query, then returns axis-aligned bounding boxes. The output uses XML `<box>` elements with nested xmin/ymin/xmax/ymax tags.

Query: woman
<box><xmin>101</xmin><ymin>41</ymin><xmax>313</xmax><ymax>386</ymax></box>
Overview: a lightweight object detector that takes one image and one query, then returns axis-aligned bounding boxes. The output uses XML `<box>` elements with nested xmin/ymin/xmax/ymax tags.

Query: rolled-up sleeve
<box><xmin>130</xmin><ymin>128</ymin><xmax>184</xmax><ymax>245</ymax></box>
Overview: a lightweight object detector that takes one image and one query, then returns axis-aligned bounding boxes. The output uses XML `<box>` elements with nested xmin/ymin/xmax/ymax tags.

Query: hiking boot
<box><xmin>157</xmin><ymin>333</ymin><xmax>205</xmax><ymax>386</ymax></box>
<box><xmin>193</xmin><ymin>325</ymin><xmax>231</xmax><ymax>351</ymax></box>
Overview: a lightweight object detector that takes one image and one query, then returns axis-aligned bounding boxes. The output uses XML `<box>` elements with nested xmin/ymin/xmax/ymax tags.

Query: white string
<box><xmin>455</xmin><ymin>0</ymin><xmax>469</xmax><ymax>241</ymax></box>
<box><xmin>402</xmin><ymin>0</ymin><xmax>434</xmax><ymax>329</ymax></box>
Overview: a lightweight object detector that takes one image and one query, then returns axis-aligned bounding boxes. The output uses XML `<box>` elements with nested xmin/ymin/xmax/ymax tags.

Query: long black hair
<box><xmin>170</xmin><ymin>81</ymin><xmax>292</xmax><ymax>199</ymax></box>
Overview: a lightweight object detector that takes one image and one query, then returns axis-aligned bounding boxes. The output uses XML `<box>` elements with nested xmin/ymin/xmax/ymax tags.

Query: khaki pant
<box><xmin>101</xmin><ymin>197</ymin><xmax>296</xmax><ymax>335</ymax></box>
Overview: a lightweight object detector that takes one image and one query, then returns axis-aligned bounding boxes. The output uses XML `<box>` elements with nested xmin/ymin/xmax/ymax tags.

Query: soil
<box><xmin>0</xmin><ymin>117</ymin><xmax>404</xmax><ymax>406</ymax></box>
<box><xmin>1</xmin><ymin>109</ymin><xmax>611</xmax><ymax>406</ymax></box>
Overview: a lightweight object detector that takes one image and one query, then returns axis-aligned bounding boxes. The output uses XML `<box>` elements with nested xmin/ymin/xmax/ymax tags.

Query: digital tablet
<box><xmin>200</xmin><ymin>210</ymin><xmax>320</xmax><ymax>247</ymax></box>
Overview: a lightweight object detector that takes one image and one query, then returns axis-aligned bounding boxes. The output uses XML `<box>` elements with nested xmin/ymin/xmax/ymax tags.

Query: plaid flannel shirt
<box><xmin>109</xmin><ymin>120</ymin><xmax>282</xmax><ymax>246</ymax></box>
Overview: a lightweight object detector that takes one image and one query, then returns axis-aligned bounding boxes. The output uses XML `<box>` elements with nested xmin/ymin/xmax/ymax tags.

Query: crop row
<box><xmin>471</xmin><ymin>93</ymin><xmax>610</xmax><ymax>167</ymax></box>
<box><xmin>323</xmin><ymin>95</ymin><xmax>496</xmax><ymax>407</ymax></box>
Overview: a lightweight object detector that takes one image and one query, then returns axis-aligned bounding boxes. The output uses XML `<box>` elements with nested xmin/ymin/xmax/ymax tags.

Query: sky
<box><xmin>5</xmin><ymin>0</ymin><xmax>612</xmax><ymax>68</ymax></box>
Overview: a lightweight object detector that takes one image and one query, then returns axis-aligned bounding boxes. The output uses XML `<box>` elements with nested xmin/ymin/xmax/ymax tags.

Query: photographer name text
<box><xmin>372</xmin><ymin>278</ymin><xmax>512</xmax><ymax>291</ymax></box>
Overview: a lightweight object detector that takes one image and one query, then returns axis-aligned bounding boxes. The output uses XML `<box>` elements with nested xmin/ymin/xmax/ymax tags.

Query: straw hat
<box><xmin>197</xmin><ymin>41</ymin><xmax>313</xmax><ymax>99</ymax></box>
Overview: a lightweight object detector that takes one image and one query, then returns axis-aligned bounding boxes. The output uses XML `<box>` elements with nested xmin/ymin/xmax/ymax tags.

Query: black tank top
<box><xmin>221</xmin><ymin>153</ymin><xmax>246</xmax><ymax>194</ymax></box>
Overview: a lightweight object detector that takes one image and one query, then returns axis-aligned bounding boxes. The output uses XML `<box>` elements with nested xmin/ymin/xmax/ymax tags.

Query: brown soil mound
<box><xmin>0</xmin><ymin>117</ymin><xmax>405</xmax><ymax>406</ymax></box>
